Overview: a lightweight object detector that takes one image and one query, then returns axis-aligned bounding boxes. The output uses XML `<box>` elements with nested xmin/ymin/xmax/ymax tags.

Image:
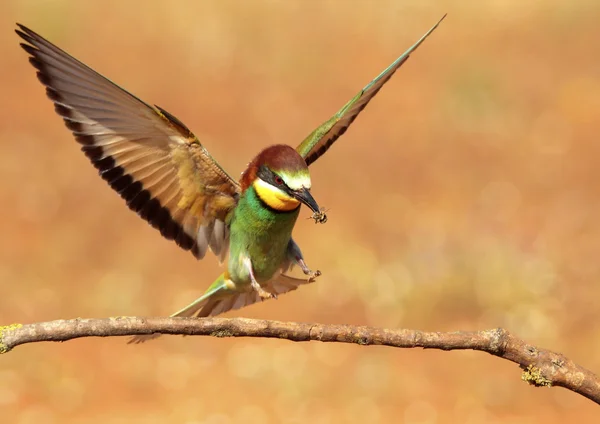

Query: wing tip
<box><xmin>15</xmin><ymin>23</ymin><xmax>28</xmax><ymax>38</ymax></box>
<box><xmin>433</xmin><ymin>13</ymin><xmax>448</xmax><ymax>31</ymax></box>
<box><xmin>14</xmin><ymin>22</ymin><xmax>238</xmax><ymax>266</ymax></box>
<box><xmin>15</xmin><ymin>23</ymin><xmax>40</xmax><ymax>48</ymax></box>
<box><xmin>15</xmin><ymin>22</ymin><xmax>29</xmax><ymax>32</ymax></box>
<box><xmin>297</xmin><ymin>14</ymin><xmax>448</xmax><ymax>167</ymax></box>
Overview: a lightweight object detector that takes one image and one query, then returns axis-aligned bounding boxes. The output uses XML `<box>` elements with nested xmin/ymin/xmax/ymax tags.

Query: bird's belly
<box><xmin>227</xmin><ymin>231</ymin><xmax>291</xmax><ymax>284</ymax></box>
<box><xmin>228</xmin><ymin>188</ymin><xmax>300</xmax><ymax>285</ymax></box>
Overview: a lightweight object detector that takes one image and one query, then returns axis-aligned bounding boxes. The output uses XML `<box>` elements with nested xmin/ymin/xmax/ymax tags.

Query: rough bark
<box><xmin>1</xmin><ymin>316</ymin><xmax>598</xmax><ymax>404</ymax></box>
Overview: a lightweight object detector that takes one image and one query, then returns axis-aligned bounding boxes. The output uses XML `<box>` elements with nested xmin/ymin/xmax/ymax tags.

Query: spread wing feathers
<box><xmin>188</xmin><ymin>274</ymin><xmax>313</xmax><ymax>318</ymax></box>
<box><xmin>296</xmin><ymin>14</ymin><xmax>446</xmax><ymax>166</ymax></box>
<box><xmin>181</xmin><ymin>275</ymin><xmax>311</xmax><ymax>318</ymax></box>
<box><xmin>128</xmin><ymin>273</ymin><xmax>314</xmax><ymax>343</ymax></box>
<box><xmin>16</xmin><ymin>24</ymin><xmax>240</xmax><ymax>261</ymax></box>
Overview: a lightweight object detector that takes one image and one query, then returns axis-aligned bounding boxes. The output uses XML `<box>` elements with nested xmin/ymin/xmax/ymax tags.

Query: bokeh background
<box><xmin>1</xmin><ymin>0</ymin><xmax>600</xmax><ymax>422</ymax></box>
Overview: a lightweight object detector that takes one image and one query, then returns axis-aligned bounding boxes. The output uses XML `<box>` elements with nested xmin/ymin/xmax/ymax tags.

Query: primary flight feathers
<box><xmin>16</xmin><ymin>24</ymin><xmax>240</xmax><ymax>261</ymax></box>
<box><xmin>15</xmin><ymin>15</ymin><xmax>445</xmax><ymax>261</ymax></box>
<box><xmin>296</xmin><ymin>14</ymin><xmax>446</xmax><ymax>165</ymax></box>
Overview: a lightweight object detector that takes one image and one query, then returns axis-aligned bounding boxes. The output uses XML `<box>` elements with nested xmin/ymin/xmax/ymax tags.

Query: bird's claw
<box><xmin>261</xmin><ymin>291</ymin><xmax>277</xmax><ymax>300</ymax></box>
<box><xmin>307</xmin><ymin>270</ymin><xmax>321</xmax><ymax>283</ymax></box>
<box><xmin>259</xmin><ymin>286</ymin><xmax>276</xmax><ymax>300</ymax></box>
<box><xmin>251</xmin><ymin>278</ymin><xmax>277</xmax><ymax>300</ymax></box>
<box><xmin>258</xmin><ymin>288</ymin><xmax>276</xmax><ymax>300</ymax></box>
<box><xmin>297</xmin><ymin>258</ymin><xmax>321</xmax><ymax>282</ymax></box>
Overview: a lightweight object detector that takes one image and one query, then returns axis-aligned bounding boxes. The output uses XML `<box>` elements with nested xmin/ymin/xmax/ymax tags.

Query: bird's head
<box><xmin>241</xmin><ymin>144</ymin><xmax>321</xmax><ymax>214</ymax></box>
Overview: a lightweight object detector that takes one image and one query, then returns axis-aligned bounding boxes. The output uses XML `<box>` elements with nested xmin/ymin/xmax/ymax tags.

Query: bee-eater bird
<box><xmin>16</xmin><ymin>15</ymin><xmax>445</xmax><ymax>342</ymax></box>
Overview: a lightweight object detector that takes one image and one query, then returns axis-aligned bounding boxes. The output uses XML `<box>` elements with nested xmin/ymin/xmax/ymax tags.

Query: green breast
<box><xmin>228</xmin><ymin>185</ymin><xmax>300</xmax><ymax>283</ymax></box>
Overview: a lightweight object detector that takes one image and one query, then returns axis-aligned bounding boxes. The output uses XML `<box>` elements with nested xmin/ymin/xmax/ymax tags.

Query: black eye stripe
<box><xmin>257</xmin><ymin>166</ymin><xmax>293</xmax><ymax>194</ymax></box>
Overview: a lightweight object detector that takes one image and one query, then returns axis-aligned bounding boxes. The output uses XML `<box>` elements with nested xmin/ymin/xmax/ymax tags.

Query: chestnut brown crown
<box><xmin>240</xmin><ymin>144</ymin><xmax>309</xmax><ymax>191</ymax></box>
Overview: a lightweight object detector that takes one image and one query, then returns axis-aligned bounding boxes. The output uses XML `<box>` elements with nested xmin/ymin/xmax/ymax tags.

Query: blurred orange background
<box><xmin>2</xmin><ymin>0</ymin><xmax>600</xmax><ymax>422</ymax></box>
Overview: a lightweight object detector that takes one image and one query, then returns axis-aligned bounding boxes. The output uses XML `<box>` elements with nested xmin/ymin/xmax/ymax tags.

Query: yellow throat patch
<box><xmin>253</xmin><ymin>179</ymin><xmax>300</xmax><ymax>211</ymax></box>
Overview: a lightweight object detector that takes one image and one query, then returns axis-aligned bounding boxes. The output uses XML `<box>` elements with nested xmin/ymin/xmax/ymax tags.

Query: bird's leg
<box><xmin>287</xmin><ymin>239</ymin><xmax>321</xmax><ymax>282</ymax></box>
<box><xmin>251</xmin><ymin>278</ymin><xmax>276</xmax><ymax>300</ymax></box>
<box><xmin>297</xmin><ymin>258</ymin><xmax>321</xmax><ymax>281</ymax></box>
<box><xmin>243</xmin><ymin>257</ymin><xmax>277</xmax><ymax>300</ymax></box>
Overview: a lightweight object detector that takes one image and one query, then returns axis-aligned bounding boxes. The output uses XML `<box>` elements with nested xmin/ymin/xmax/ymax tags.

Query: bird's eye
<box><xmin>274</xmin><ymin>176</ymin><xmax>284</xmax><ymax>186</ymax></box>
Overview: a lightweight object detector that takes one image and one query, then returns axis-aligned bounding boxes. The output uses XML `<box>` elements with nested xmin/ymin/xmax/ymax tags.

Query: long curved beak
<box><xmin>292</xmin><ymin>187</ymin><xmax>320</xmax><ymax>213</ymax></box>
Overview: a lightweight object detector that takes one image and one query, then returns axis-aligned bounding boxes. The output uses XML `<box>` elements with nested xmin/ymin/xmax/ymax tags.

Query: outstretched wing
<box><xmin>296</xmin><ymin>14</ymin><xmax>446</xmax><ymax>166</ymax></box>
<box><xmin>16</xmin><ymin>24</ymin><xmax>240</xmax><ymax>261</ymax></box>
<box><xmin>176</xmin><ymin>274</ymin><xmax>314</xmax><ymax>318</ymax></box>
<box><xmin>192</xmin><ymin>274</ymin><xmax>314</xmax><ymax>317</ymax></box>
<box><xmin>128</xmin><ymin>273</ymin><xmax>314</xmax><ymax>343</ymax></box>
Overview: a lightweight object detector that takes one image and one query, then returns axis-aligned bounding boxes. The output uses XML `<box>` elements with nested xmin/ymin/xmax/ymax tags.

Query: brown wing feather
<box><xmin>196</xmin><ymin>274</ymin><xmax>314</xmax><ymax>317</ymax></box>
<box><xmin>16</xmin><ymin>24</ymin><xmax>240</xmax><ymax>260</ymax></box>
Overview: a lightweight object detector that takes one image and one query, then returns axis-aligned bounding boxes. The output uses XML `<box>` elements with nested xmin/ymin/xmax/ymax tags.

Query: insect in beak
<box><xmin>292</xmin><ymin>187</ymin><xmax>327</xmax><ymax>224</ymax></box>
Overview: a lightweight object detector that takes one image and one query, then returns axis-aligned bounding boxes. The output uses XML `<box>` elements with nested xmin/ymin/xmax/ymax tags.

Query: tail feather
<box><xmin>128</xmin><ymin>273</ymin><xmax>316</xmax><ymax>344</ymax></box>
<box><xmin>127</xmin><ymin>275</ymin><xmax>229</xmax><ymax>344</ymax></box>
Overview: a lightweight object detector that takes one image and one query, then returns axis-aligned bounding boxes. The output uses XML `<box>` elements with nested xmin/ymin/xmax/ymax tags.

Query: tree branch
<box><xmin>1</xmin><ymin>316</ymin><xmax>598</xmax><ymax>404</ymax></box>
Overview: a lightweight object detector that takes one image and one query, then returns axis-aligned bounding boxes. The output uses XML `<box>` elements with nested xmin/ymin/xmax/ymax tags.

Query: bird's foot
<box><xmin>307</xmin><ymin>270</ymin><xmax>321</xmax><ymax>283</ymax></box>
<box><xmin>260</xmin><ymin>289</ymin><xmax>277</xmax><ymax>300</ymax></box>
<box><xmin>251</xmin><ymin>279</ymin><xmax>277</xmax><ymax>300</ymax></box>
<box><xmin>298</xmin><ymin>259</ymin><xmax>321</xmax><ymax>282</ymax></box>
